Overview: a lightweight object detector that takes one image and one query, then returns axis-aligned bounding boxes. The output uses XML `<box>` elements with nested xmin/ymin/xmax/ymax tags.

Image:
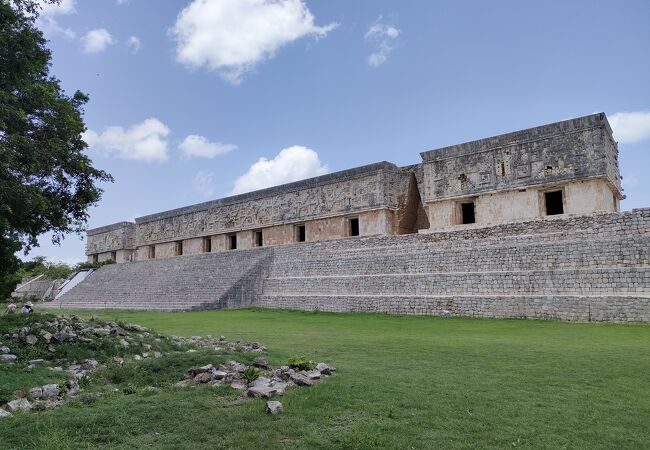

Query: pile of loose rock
<box><xmin>1</xmin><ymin>379</ymin><xmax>81</xmax><ymax>417</ymax></box>
<box><xmin>0</xmin><ymin>315</ymin><xmax>158</xmax><ymax>356</ymax></box>
<box><xmin>170</xmin><ymin>334</ymin><xmax>267</xmax><ymax>354</ymax></box>
<box><xmin>1</xmin><ymin>314</ymin><xmax>334</xmax><ymax>418</ymax></box>
<box><xmin>178</xmin><ymin>357</ymin><xmax>335</xmax><ymax>414</ymax></box>
<box><xmin>0</xmin><ymin>345</ymin><xmax>16</xmax><ymax>364</ymax></box>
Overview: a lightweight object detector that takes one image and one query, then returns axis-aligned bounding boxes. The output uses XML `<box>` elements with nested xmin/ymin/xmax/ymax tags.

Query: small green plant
<box><xmin>121</xmin><ymin>383</ymin><xmax>138</xmax><ymax>395</ymax></box>
<box><xmin>287</xmin><ymin>355</ymin><xmax>316</xmax><ymax>371</ymax></box>
<box><xmin>242</xmin><ymin>366</ymin><xmax>261</xmax><ymax>383</ymax></box>
<box><xmin>77</xmin><ymin>375</ymin><xmax>91</xmax><ymax>389</ymax></box>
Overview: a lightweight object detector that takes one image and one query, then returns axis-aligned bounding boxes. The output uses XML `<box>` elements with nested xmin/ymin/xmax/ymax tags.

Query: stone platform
<box><xmin>44</xmin><ymin>209</ymin><xmax>650</xmax><ymax>322</ymax></box>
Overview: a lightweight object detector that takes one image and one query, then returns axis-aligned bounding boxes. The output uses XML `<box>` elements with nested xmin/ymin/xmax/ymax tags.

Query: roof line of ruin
<box><xmin>133</xmin><ymin>161</ymin><xmax>403</xmax><ymax>225</ymax></box>
<box><xmin>419</xmin><ymin>112</ymin><xmax>612</xmax><ymax>161</ymax></box>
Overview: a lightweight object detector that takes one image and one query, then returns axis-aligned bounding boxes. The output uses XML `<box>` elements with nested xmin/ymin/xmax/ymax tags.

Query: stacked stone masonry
<box><xmin>63</xmin><ymin>114</ymin><xmax>649</xmax><ymax>322</ymax></box>
<box><xmin>85</xmin><ymin>114</ymin><xmax>623</xmax><ymax>263</ymax></box>
<box><xmin>49</xmin><ymin>209</ymin><xmax>650</xmax><ymax>323</ymax></box>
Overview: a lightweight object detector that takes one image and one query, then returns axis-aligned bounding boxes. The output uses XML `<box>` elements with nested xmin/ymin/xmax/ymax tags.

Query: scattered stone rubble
<box><xmin>1</xmin><ymin>314</ymin><xmax>334</xmax><ymax>418</ymax></box>
<box><xmin>178</xmin><ymin>358</ymin><xmax>336</xmax><ymax>413</ymax></box>
<box><xmin>266</xmin><ymin>400</ymin><xmax>283</xmax><ymax>415</ymax></box>
<box><xmin>1</xmin><ymin>379</ymin><xmax>81</xmax><ymax>417</ymax></box>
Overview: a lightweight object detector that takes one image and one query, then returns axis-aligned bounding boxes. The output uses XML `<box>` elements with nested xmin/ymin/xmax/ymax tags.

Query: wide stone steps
<box><xmin>262</xmin><ymin>267</ymin><xmax>650</xmax><ymax>297</ymax></box>
<box><xmin>42</xmin><ymin>209</ymin><xmax>650</xmax><ymax>321</ymax></box>
<box><xmin>42</xmin><ymin>302</ymin><xmax>210</xmax><ymax>311</ymax></box>
<box><xmin>44</xmin><ymin>249</ymin><xmax>271</xmax><ymax>311</ymax></box>
<box><xmin>255</xmin><ymin>294</ymin><xmax>650</xmax><ymax>322</ymax></box>
<box><xmin>270</xmin><ymin>211</ymin><xmax>650</xmax><ymax>261</ymax></box>
<box><xmin>267</xmin><ymin>236</ymin><xmax>650</xmax><ymax>277</ymax></box>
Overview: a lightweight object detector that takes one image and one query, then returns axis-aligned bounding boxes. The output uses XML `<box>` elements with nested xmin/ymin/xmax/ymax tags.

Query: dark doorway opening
<box><xmin>228</xmin><ymin>234</ymin><xmax>237</xmax><ymax>250</ymax></box>
<box><xmin>461</xmin><ymin>202</ymin><xmax>476</xmax><ymax>224</ymax></box>
<box><xmin>544</xmin><ymin>190</ymin><xmax>564</xmax><ymax>215</ymax></box>
<box><xmin>254</xmin><ymin>230</ymin><xmax>263</xmax><ymax>247</ymax></box>
<box><xmin>296</xmin><ymin>224</ymin><xmax>306</xmax><ymax>242</ymax></box>
<box><xmin>349</xmin><ymin>218</ymin><xmax>360</xmax><ymax>236</ymax></box>
<box><xmin>203</xmin><ymin>237</ymin><xmax>212</xmax><ymax>253</ymax></box>
<box><xmin>175</xmin><ymin>241</ymin><xmax>183</xmax><ymax>256</ymax></box>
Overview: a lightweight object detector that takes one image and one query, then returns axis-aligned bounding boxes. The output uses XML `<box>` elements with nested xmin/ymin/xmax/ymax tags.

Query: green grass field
<box><xmin>2</xmin><ymin>309</ymin><xmax>650</xmax><ymax>449</ymax></box>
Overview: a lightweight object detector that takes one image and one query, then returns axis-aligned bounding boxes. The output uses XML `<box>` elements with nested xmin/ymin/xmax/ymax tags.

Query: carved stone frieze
<box><xmin>136</xmin><ymin>172</ymin><xmax>398</xmax><ymax>245</ymax></box>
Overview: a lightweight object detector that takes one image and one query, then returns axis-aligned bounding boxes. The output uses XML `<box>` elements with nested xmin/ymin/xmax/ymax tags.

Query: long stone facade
<box><xmin>59</xmin><ymin>113</ymin><xmax>649</xmax><ymax>323</ymax></box>
<box><xmin>86</xmin><ymin>113</ymin><xmax>623</xmax><ymax>264</ymax></box>
<box><xmin>50</xmin><ymin>208</ymin><xmax>650</xmax><ymax>322</ymax></box>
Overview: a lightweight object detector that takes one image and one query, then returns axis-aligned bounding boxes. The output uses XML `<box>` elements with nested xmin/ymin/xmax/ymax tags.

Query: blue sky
<box><xmin>27</xmin><ymin>0</ymin><xmax>650</xmax><ymax>263</ymax></box>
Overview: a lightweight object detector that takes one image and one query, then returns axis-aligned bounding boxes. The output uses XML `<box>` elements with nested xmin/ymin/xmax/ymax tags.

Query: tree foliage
<box><xmin>0</xmin><ymin>0</ymin><xmax>112</xmax><ymax>299</ymax></box>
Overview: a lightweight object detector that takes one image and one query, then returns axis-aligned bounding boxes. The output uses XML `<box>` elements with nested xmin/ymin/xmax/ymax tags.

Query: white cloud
<box><xmin>180</xmin><ymin>135</ymin><xmax>237</xmax><ymax>159</ymax></box>
<box><xmin>116</xmin><ymin>0</ymin><xmax>129</xmax><ymax>4</ymax></box>
<box><xmin>83</xmin><ymin>118</ymin><xmax>171</xmax><ymax>162</ymax></box>
<box><xmin>171</xmin><ymin>0</ymin><xmax>337</xmax><ymax>84</ymax></box>
<box><xmin>36</xmin><ymin>0</ymin><xmax>76</xmax><ymax>39</ymax></box>
<box><xmin>365</xmin><ymin>18</ymin><xmax>400</xmax><ymax>67</ymax></box>
<box><xmin>40</xmin><ymin>0</ymin><xmax>76</xmax><ymax>16</ymax></box>
<box><xmin>38</xmin><ymin>16</ymin><xmax>77</xmax><ymax>39</ymax></box>
<box><xmin>609</xmin><ymin>111</ymin><xmax>650</xmax><ymax>144</ymax></box>
<box><xmin>81</xmin><ymin>28</ymin><xmax>115</xmax><ymax>53</ymax></box>
<box><xmin>192</xmin><ymin>171</ymin><xmax>217</xmax><ymax>198</ymax></box>
<box><xmin>127</xmin><ymin>36</ymin><xmax>141</xmax><ymax>54</ymax></box>
<box><xmin>231</xmin><ymin>145</ymin><xmax>329</xmax><ymax>195</ymax></box>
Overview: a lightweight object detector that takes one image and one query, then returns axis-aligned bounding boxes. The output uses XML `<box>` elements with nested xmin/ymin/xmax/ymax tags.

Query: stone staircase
<box><xmin>44</xmin><ymin>209</ymin><xmax>650</xmax><ymax>322</ymax></box>
<box><xmin>43</xmin><ymin>249</ymin><xmax>272</xmax><ymax>311</ymax></box>
<box><xmin>256</xmin><ymin>210</ymin><xmax>650</xmax><ymax>322</ymax></box>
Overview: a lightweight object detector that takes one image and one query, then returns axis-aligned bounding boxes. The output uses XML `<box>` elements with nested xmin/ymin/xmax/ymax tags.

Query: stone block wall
<box><xmin>133</xmin><ymin>162</ymin><xmax>409</xmax><ymax>248</ymax></box>
<box><xmin>256</xmin><ymin>208</ymin><xmax>650</xmax><ymax>323</ymax></box>
<box><xmin>420</xmin><ymin>113</ymin><xmax>622</xmax><ymax>229</ymax></box>
<box><xmin>86</xmin><ymin>114</ymin><xmax>627</xmax><ymax>262</ymax></box>
<box><xmin>86</xmin><ymin>222</ymin><xmax>136</xmax><ymax>263</ymax></box>
<box><xmin>56</xmin><ymin>208</ymin><xmax>650</xmax><ymax>323</ymax></box>
<box><xmin>49</xmin><ymin>249</ymin><xmax>273</xmax><ymax>311</ymax></box>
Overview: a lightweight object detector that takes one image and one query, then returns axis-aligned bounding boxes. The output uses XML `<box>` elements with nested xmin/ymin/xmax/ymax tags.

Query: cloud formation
<box><xmin>365</xmin><ymin>18</ymin><xmax>400</xmax><ymax>67</ymax></box>
<box><xmin>179</xmin><ymin>135</ymin><xmax>237</xmax><ymax>159</ymax></box>
<box><xmin>171</xmin><ymin>0</ymin><xmax>337</xmax><ymax>84</ymax></box>
<box><xmin>231</xmin><ymin>146</ymin><xmax>328</xmax><ymax>195</ymax></box>
<box><xmin>39</xmin><ymin>0</ymin><xmax>75</xmax><ymax>16</ymax></box>
<box><xmin>82</xmin><ymin>28</ymin><xmax>115</xmax><ymax>53</ymax></box>
<box><xmin>37</xmin><ymin>0</ymin><xmax>76</xmax><ymax>39</ymax></box>
<box><xmin>127</xmin><ymin>36</ymin><xmax>141</xmax><ymax>54</ymax></box>
<box><xmin>608</xmin><ymin>111</ymin><xmax>650</xmax><ymax>144</ymax></box>
<box><xmin>192</xmin><ymin>171</ymin><xmax>217</xmax><ymax>198</ymax></box>
<box><xmin>83</xmin><ymin>118</ymin><xmax>171</xmax><ymax>162</ymax></box>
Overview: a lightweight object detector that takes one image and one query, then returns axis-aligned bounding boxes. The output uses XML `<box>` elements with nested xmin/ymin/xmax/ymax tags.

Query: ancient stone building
<box><xmin>51</xmin><ymin>113</ymin><xmax>649</xmax><ymax>323</ymax></box>
<box><xmin>86</xmin><ymin>113</ymin><xmax>623</xmax><ymax>264</ymax></box>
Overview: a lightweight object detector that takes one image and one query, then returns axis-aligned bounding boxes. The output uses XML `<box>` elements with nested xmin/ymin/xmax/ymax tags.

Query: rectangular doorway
<box><xmin>349</xmin><ymin>217</ymin><xmax>360</xmax><ymax>236</ymax></box>
<box><xmin>461</xmin><ymin>202</ymin><xmax>475</xmax><ymax>224</ymax></box>
<box><xmin>544</xmin><ymin>190</ymin><xmax>564</xmax><ymax>215</ymax></box>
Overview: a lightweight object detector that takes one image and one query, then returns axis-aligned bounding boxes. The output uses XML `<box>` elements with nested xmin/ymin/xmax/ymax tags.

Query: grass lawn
<box><xmin>2</xmin><ymin>308</ymin><xmax>650</xmax><ymax>449</ymax></box>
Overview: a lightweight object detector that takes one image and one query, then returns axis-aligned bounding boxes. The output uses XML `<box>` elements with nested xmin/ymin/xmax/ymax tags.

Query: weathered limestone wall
<box><xmin>134</xmin><ymin>162</ymin><xmax>408</xmax><ymax>247</ymax></box>
<box><xmin>86</xmin><ymin>113</ymin><xmax>625</xmax><ymax>263</ymax></box>
<box><xmin>426</xmin><ymin>178</ymin><xmax>617</xmax><ymax>229</ymax></box>
<box><xmin>50</xmin><ymin>249</ymin><xmax>273</xmax><ymax>311</ymax></box>
<box><xmin>419</xmin><ymin>113</ymin><xmax>622</xmax><ymax>229</ymax></box>
<box><xmin>565</xmin><ymin>179</ymin><xmax>618</xmax><ymax>214</ymax></box>
<box><xmin>186</xmin><ymin>238</ymin><xmax>205</xmax><ymax>256</ymax></box>
<box><xmin>128</xmin><ymin>163</ymin><xmax>416</xmax><ymax>260</ymax></box>
<box><xmin>58</xmin><ymin>208</ymin><xmax>650</xmax><ymax>323</ymax></box>
<box><xmin>255</xmin><ymin>208</ymin><xmax>650</xmax><ymax>323</ymax></box>
<box><xmin>86</xmin><ymin>222</ymin><xmax>136</xmax><ymax>263</ymax></box>
<box><xmin>419</xmin><ymin>113</ymin><xmax>621</xmax><ymax>200</ymax></box>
